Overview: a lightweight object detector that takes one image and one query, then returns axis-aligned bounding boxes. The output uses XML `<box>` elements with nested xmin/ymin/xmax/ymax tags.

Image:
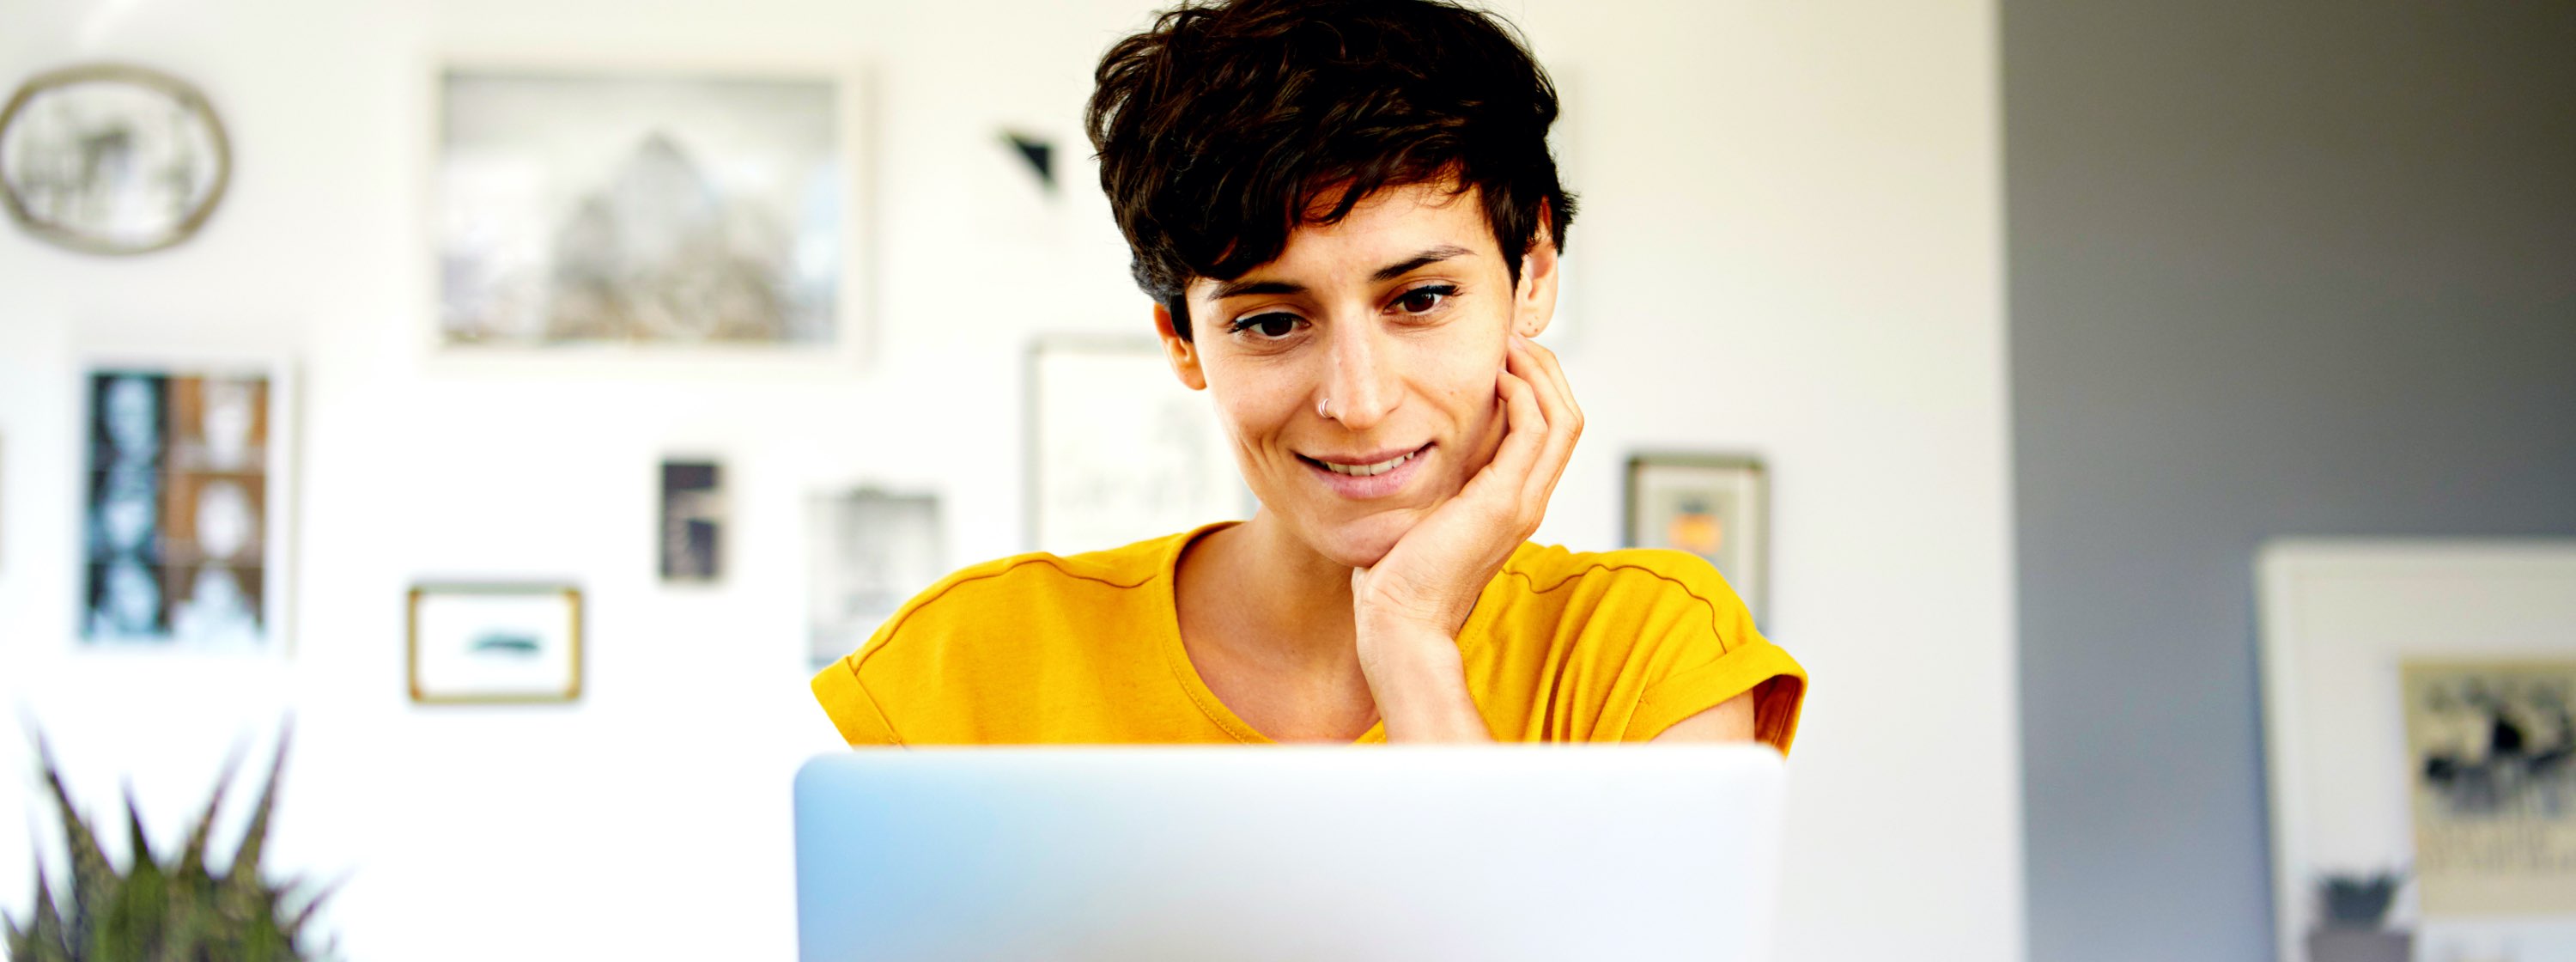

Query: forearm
<box><xmin>1357</xmin><ymin>623</ymin><xmax>1495</xmax><ymax>743</ymax></box>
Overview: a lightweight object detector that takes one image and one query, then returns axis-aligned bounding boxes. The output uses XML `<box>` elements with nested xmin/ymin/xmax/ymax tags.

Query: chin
<box><xmin>1300</xmin><ymin>508</ymin><xmax>1420</xmax><ymax>569</ymax></box>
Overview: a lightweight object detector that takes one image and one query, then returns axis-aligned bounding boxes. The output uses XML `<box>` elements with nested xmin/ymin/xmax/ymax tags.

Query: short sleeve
<box><xmin>810</xmin><ymin>655</ymin><xmax>903</xmax><ymax>747</ymax></box>
<box><xmin>1590</xmin><ymin>549</ymin><xmax>1807</xmax><ymax>752</ymax></box>
<box><xmin>1626</xmin><ymin>638</ymin><xmax>1807</xmax><ymax>752</ymax></box>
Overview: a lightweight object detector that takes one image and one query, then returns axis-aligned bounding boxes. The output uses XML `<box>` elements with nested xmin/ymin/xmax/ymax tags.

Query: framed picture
<box><xmin>79</xmin><ymin>357</ymin><xmax>294</xmax><ymax>650</ymax></box>
<box><xmin>2402</xmin><ymin>660</ymin><xmax>2576</xmax><ymax>916</ymax></box>
<box><xmin>1624</xmin><ymin>454</ymin><xmax>1767</xmax><ymax>624</ymax></box>
<box><xmin>0</xmin><ymin>63</ymin><xmax>232</xmax><ymax>255</ymax></box>
<box><xmin>659</xmin><ymin>458</ymin><xmax>723</xmax><ymax>583</ymax></box>
<box><xmin>1028</xmin><ymin>338</ymin><xmax>1253</xmax><ymax>555</ymax></box>
<box><xmin>808</xmin><ymin>489</ymin><xmax>943</xmax><ymax>668</ymax></box>
<box><xmin>433</xmin><ymin>60</ymin><xmax>865</xmax><ymax>357</ymax></box>
<box><xmin>407</xmin><ymin>584</ymin><xmax>583</xmax><ymax>704</ymax></box>
<box><xmin>2257</xmin><ymin>541</ymin><xmax>2576</xmax><ymax>962</ymax></box>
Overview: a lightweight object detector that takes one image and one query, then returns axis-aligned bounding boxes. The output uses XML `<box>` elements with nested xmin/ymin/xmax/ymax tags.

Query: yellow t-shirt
<box><xmin>810</xmin><ymin>523</ymin><xmax>1806</xmax><ymax>751</ymax></box>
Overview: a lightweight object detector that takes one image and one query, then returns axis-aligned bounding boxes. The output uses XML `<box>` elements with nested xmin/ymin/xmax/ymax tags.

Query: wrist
<box><xmin>1353</xmin><ymin>598</ymin><xmax>1469</xmax><ymax>642</ymax></box>
<box><xmin>1355</xmin><ymin>624</ymin><xmax>1489</xmax><ymax>742</ymax></box>
<box><xmin>1353</xmin><ymin>618</ymin><xmax>1460</xmax><ymax>670</ymax></box>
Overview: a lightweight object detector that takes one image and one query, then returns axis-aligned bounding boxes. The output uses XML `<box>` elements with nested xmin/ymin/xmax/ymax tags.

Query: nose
<box><xmin>1318</xmin><ymin>316</ymin><xmax>1399</xmax><ymax>430</ymax></box>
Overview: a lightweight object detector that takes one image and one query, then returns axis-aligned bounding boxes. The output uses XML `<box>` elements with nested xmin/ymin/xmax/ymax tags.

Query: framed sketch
<box><xmin>408</xmin><ymin>584</ymin><xmax>583</xmax><ymax>704</ymax></box>
<box><xmin>434</xmin><ymin>62</ymin><xmax>864</xmax><ymax>356</ymax></box>
<box><xmin>2257</xmin><ymin>541</ymin><xmax>2576</xmax><ymax>962</ymax></box>
<box><xmin>0</xmin><ymin>63</ymin><xmax>231</xmax><ymax>255</ymax></box>
<box><xmin>1028</xmin><ymin>338</ymin><xmax>1254</xmax><ymax>555</ymax></box>
<box><xmin>1625</xmin><ymin>454</ymin><xmax>1767</xmax><ymax>624</ymax></box>
<box><xmin>809</xmin><ymin>489</ymin><xmax>942</xmax><ymax>668</ymax></box>
<box><xmin>659</xmin><ymin>458</ymin><xmax>723</xmax><ymax>582</ymax></box>
<box><xmin>79</xmin><ymin>357</ymin><xmax>294</xmax><ymax>650</ymax></box>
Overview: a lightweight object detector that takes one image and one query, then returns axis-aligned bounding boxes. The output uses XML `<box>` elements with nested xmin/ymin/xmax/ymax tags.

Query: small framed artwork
<box><xmin>1</xmin><ymin>63</ymin><xmax>232</xmax><ymax>255</ymax></box>
<box><xmin>1624</xmin><ymin>454</ymin><xmax>1768</xmax><ymax>624</ymax></box>
<box><xmin>407</xmin><ymin>584</ymin><xmax>583</xmax><ymax>704</ymax></box>
<box><xmin>433</xmin><ymin>59</ymin><xmax>866</xmax><ymax>360</ymax></box>
<box><xmin>659</xmin><ymin>459</ymin><xmax>723</xmax><ymax>583</ymax></box>
<box><xmin>2402</xmin><ymin>660</ymin><xmax>2576</xmax><ymax>917</ymax></box>
<box><xmin>80</xmin><ymin>357</ymin><xmax>294</xmax><ymax>650</ymax></box>
<box><xmin>2257</xmin><ymin>541</ymin><xmax>2576</xmax><ymax>962</ymax></box>
<box><xmin>808</xmin><ymin>488</ymin><xmax>943</xmax><ymax>668</ymax></box>
<box><xmin>1029</xmin><ymin>338</ymin><xmax>1254</xmax><ymax>555</ymax></box>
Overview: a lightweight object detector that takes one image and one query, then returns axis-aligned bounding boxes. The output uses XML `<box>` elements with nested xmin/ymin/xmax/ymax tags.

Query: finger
<box><xmin>1506</xmin><ymin>336</ymin><xmax>1581</xmax><ymax>462</ymax></box>
<box><xmin>1467</xmin><ymin>366</ymin><xmax>1549</xmax><ymax>502</ymax></box>
<box><xmin>1516</xmin><ymin>334</ymin><xmax>1583</xmax><ymax>428</ymax></box>
<box><xmin>1506</xmin><ymin>338</ymin><xmax>1582</xmax><ymax>503</ymax></box>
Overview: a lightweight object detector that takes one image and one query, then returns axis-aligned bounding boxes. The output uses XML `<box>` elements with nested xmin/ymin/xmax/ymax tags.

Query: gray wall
<box><xmin>2002</xmin><ymin>3</ymin><xmax>2576</xmax><ymax>959</ymax></box>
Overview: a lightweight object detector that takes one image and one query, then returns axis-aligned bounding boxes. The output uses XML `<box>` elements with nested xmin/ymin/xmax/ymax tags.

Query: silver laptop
<box><xmin>793</xmin><ymin>746</ymin><xmax>1787</xmax><ymax>961</ymax></box>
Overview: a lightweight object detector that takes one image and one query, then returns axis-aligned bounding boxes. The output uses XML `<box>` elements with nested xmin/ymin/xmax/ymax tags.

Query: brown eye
<box><xmin>1394</xmin><ymin>285</ymin><xmax>1455</xmax><ymax>315</ymax></box>
<box><xmin>1231</xmin><ymin>314</ymin><xmax>1301</xmax><ymax>339</ymax></box>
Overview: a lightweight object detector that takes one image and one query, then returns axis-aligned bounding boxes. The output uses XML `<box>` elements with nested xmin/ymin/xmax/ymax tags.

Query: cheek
<box><xmin>1202</xmin><ymin>358</ymin><xmax>1299</xmax><ymax>456</ymax></box>
<box><xmin>1418</xmin><ymin>343</ymin><xmax>1507</xmax><ymax>439</ymax></box>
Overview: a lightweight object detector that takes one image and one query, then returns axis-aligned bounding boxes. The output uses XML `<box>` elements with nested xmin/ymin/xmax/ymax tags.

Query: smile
<box><xmin>1321</xmin><ymin>449</ymin><xmax>1418</xmax><ymax>477</ymax></box>
<box><xmin>1299</xmin><ymin>443</ymin><xmax>1434</xmax><ymax>499</ymax></box>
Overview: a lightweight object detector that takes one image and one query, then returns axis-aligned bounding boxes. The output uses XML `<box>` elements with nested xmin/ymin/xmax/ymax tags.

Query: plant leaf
<box><xmin>25</xmin><ymin>860</ymin><xmax>70</xmax><ymax>956</ymax></box>
<box><xmin>227</xmin><ymin>722</ymin><xmax>292</xmax><ymax>885</ymax></box>
<box><xmin>122</xmin><ymin>780</ymin><xmax>158</xmax><ymax>869</ymax></box>
<box><xmin>284</xmin><ymin>868</ymin><xmax>352</xmax><ymax>937</ymax></box>
<box><xmin>177</xmin><ymin>738</ymin><xmax>247</xmax><ymax>880</ymax></box>
<box><xmin>34</xmin><ymin>731</ymin><xmax>114</xmax><ymax>951</ymax></box>
<box><xmin>21</xmin><ymin>721</ymin><xmax>329</xmax><ymax>962</ymax></box>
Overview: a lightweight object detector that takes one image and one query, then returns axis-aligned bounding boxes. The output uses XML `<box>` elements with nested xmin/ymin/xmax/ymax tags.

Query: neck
<box><xmin>1184</xmin><ymin>509</ymin><xmax>1360</xmax><ymax>668</ymax></box>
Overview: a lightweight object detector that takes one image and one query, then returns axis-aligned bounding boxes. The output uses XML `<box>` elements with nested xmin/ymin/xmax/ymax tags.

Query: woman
<box><xmin>811</xmin><ymin>0</ymin><xmax>1805</xmax><ymax>747</ymax></box>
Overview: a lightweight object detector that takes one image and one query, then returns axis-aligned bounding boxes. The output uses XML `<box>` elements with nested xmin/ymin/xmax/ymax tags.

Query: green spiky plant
<box><xmin>5</xmin><ymin>725</ymin><xmax>339</xmax><ymax>961</ymax></box>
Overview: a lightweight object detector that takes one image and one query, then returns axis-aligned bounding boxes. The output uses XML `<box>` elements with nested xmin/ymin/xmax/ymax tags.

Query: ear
<box><xmin>1512</xmin><ymin>204</ymin><xmax>1560</xmax><ymax>339</ymax></box>
<box><xmin>1154</xmin><ymin>301</ymin><xmax>1209</xmax><ymax>391</ymax></box>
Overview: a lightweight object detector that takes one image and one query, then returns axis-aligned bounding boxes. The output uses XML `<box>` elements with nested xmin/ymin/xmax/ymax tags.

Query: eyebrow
<box><xmin>1208</xmin><ymin>244</ymin><xmax>1478</xmax><ymax>301</ymax></box>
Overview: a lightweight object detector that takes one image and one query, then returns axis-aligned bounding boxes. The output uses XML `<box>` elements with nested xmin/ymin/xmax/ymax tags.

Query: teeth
<box><xmin>1324</xmin><ymin>451</ymin><xmax>1415</xmax><ymax>477</ymax></box>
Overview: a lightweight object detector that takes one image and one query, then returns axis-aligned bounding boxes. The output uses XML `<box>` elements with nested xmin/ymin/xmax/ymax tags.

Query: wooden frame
<box><xmin>406</xmin><ymin>583</ymin><xmax>584</xmax><ymax>704</ymax></box>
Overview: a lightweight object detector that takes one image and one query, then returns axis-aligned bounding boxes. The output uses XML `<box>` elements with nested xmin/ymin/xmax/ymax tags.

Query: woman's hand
<box><xmin>1350</xmin><ymin>332</ymin><xmax>1583</xmax><ymax>740</ymax></box>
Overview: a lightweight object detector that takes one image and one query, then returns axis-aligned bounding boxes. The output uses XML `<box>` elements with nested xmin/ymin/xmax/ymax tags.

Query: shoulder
<box><xmin>856</xmin><ymin>531</ymin><xmax>1183</xmax><ymax>665</ymax></box>
<box><xmin>811</xmin><ymin>528</ymin><xmax>1195</xmax><ymax>746</ymax></box>
<box><xmin>1492</xmin><ymin>544</ymin><xmax>1755</xmax><ymax>642</ymax></box>
<box><xmin>1477</xmin><ymin>543</ymin><xmax>1806</xmax><ymax>750</ymax></box>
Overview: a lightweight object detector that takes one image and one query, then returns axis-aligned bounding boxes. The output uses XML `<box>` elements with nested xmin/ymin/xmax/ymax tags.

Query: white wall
<box><xmin>0</xmin><ymin>1</ymin><xmax>2018</xmax><ymax>959</ymax></box>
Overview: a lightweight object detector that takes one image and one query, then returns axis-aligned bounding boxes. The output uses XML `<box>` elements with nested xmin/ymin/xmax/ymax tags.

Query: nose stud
<box><xmin>1317</xmin><ymin>396</ymin><xmax>1332</xmax><ymax>419</ymax></box>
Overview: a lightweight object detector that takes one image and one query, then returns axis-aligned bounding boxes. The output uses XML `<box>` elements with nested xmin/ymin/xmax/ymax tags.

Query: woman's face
<box><xmin>1167</xmin><ymin>181</ymin><xmax>1554</xmax><ymax>569</ymax></box>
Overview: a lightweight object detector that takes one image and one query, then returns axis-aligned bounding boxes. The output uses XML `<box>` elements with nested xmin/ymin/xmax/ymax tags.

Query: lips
<box><xmin>1317</xmin><ymin>448</ymin><xmax>1418</xmax><ymax>477</ymax></box>
<box><xmin>1300</xmin><ymin>442</ymin><xmax>1433</xmax><ymax>499</ymax></box>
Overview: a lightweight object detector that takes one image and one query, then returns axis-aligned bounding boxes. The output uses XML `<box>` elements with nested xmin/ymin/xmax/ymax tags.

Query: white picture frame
<box><xmin>2257</xmin><ymin>539</ymin><xmax>2576</xmax><ymax>962</ymax></box>
<box><xmin>76</xmin><ymin>353</ymin><xmax>296</xmax><ymax>654</ymax></box>
<box><xmin>806</xmin><ymin>487</ymin><xmax>944</xmax><ymax>670</ymax></box>
<box><xmin>1027</xmin><ymin>337</ymin><xmax>1254</xmax><ymax>556</ymax></box>
<box><xmin>424</xmin><ymin>52</ymin><xmax>872</xmax><ymax>373</ymax></box>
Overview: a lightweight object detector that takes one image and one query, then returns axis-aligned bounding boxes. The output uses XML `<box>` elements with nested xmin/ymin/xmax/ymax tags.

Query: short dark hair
<box><xmin>1086</xmin><ymin>0</ymin><xmax>1576</xmax><ymax>340</ymax></box>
